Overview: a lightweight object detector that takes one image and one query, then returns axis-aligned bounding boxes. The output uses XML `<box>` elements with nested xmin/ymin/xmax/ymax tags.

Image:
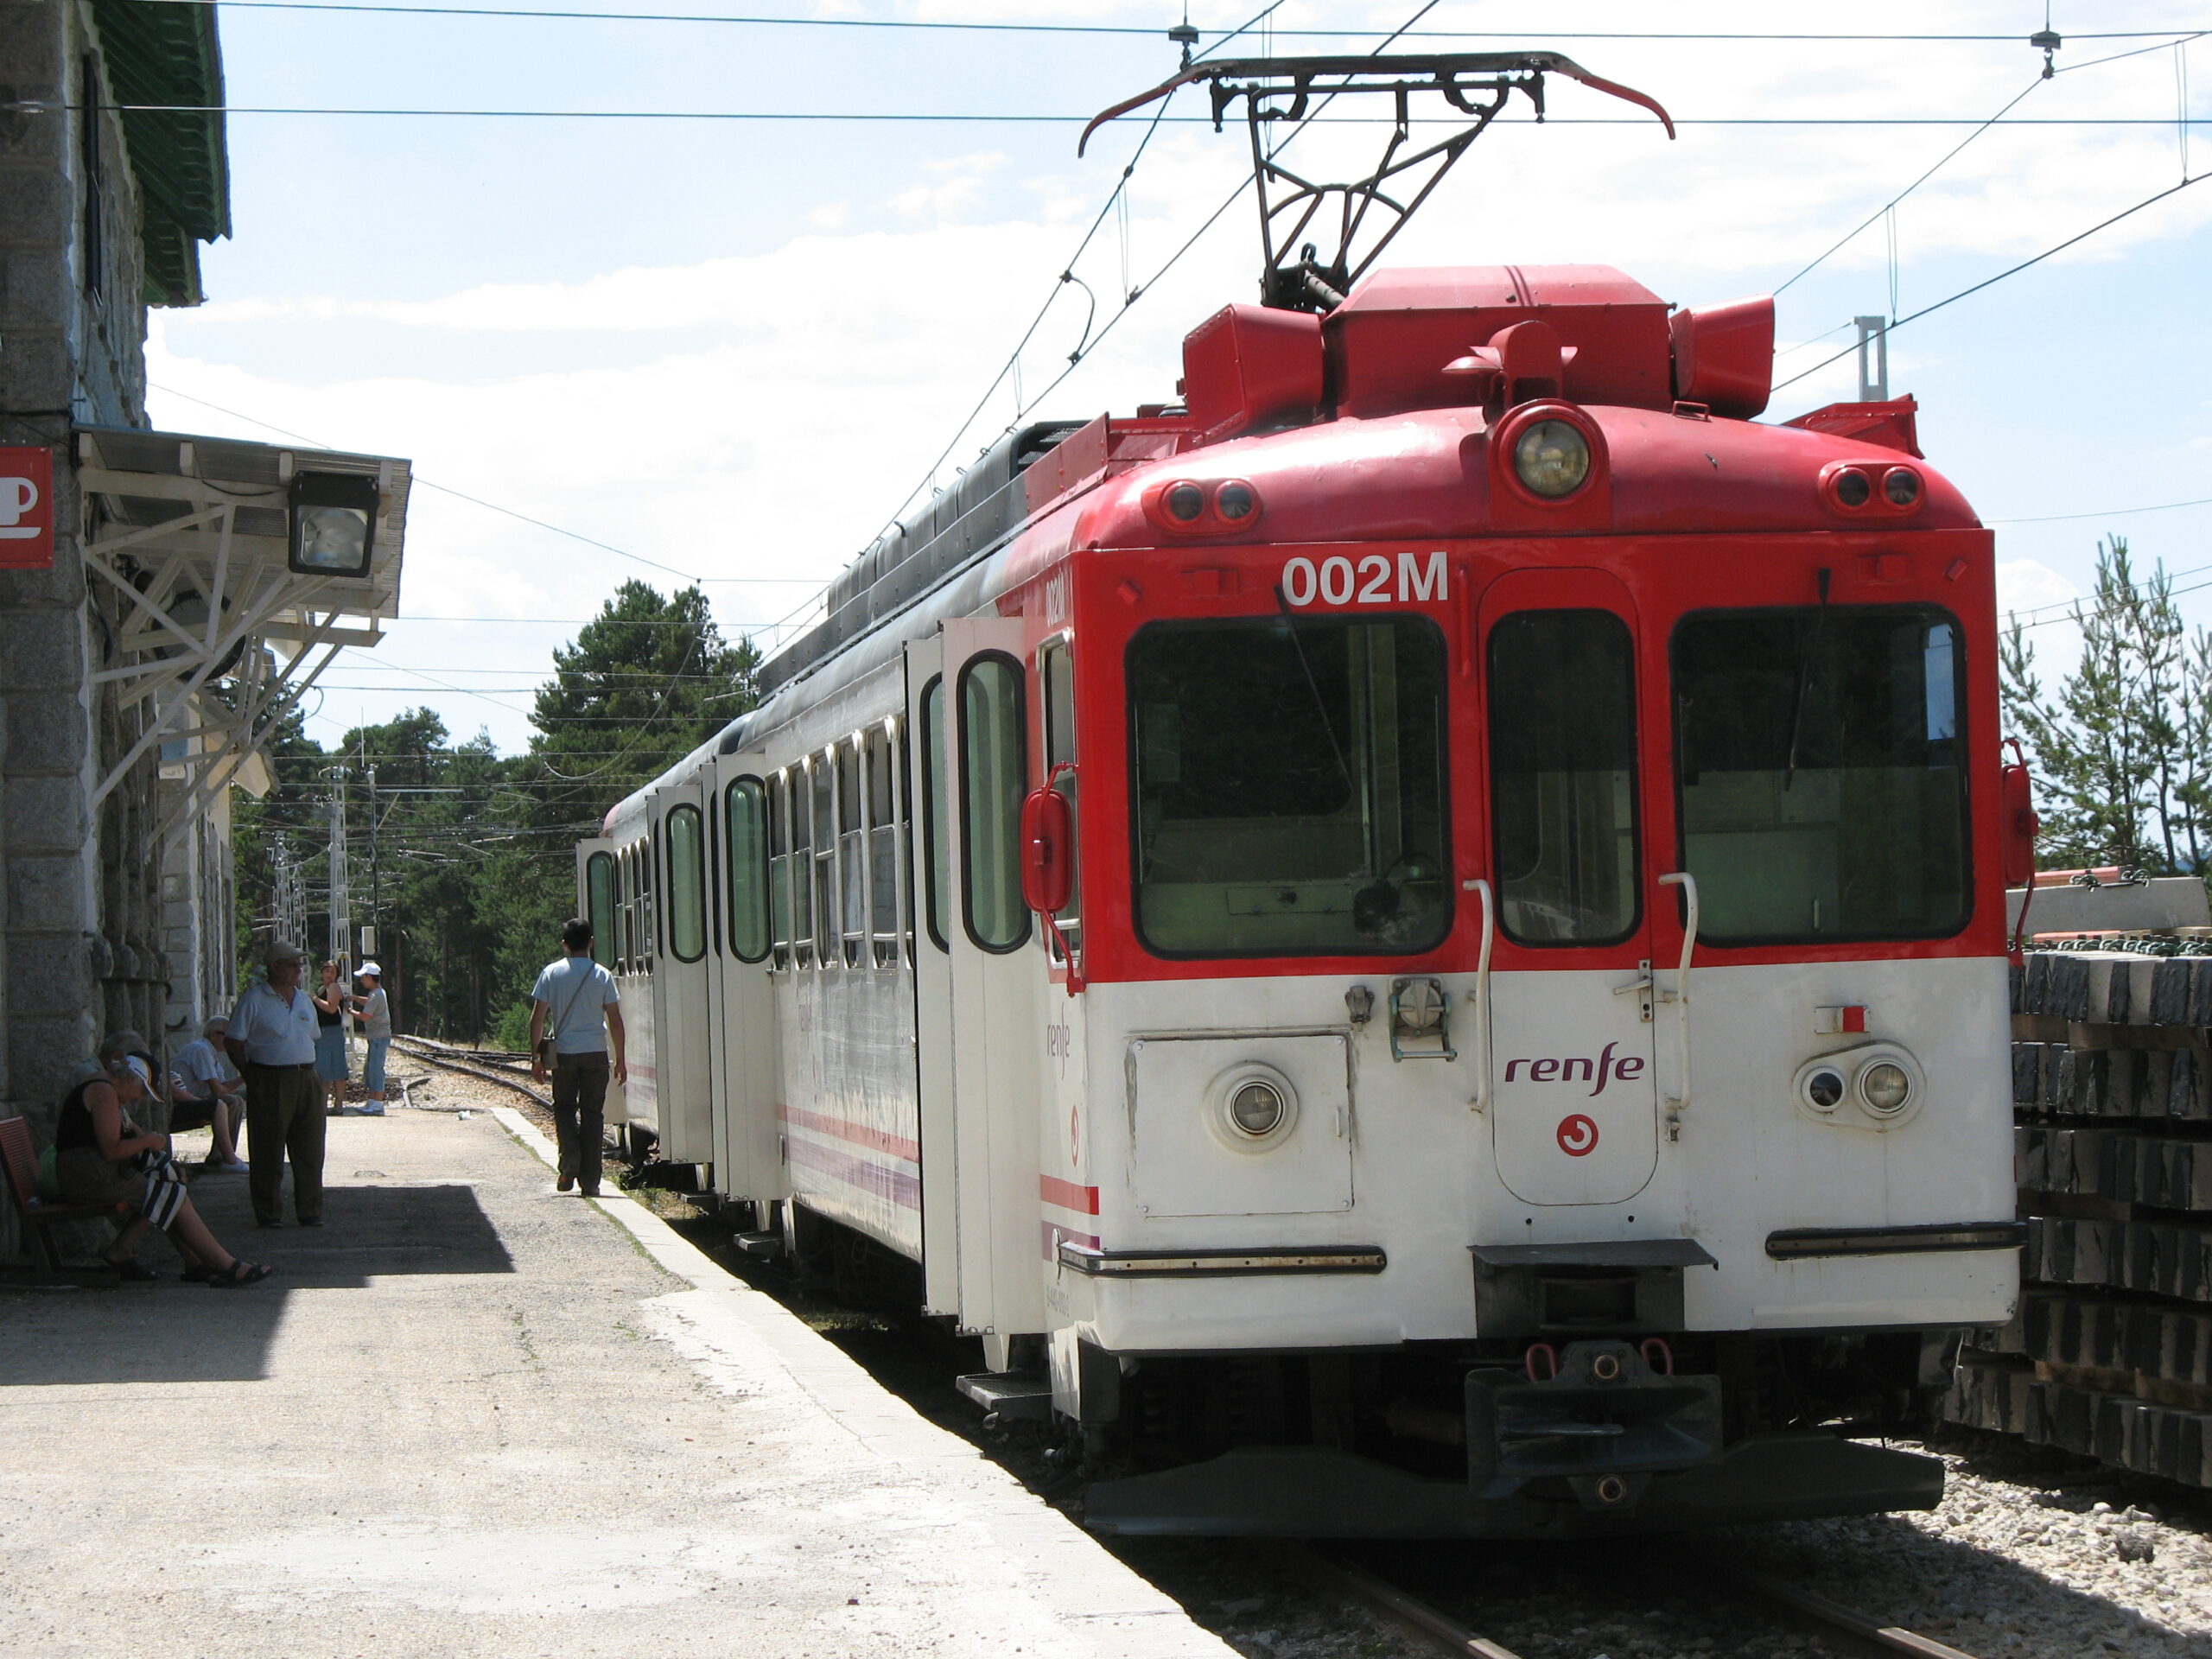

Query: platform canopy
<box><xmin>74</xmin><ymin>425</ymin><xmax>410</xmax><ymax>838</ymax></box>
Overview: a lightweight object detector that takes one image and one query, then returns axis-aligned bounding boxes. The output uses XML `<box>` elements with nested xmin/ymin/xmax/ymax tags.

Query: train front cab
<box><xmin>1026</xmin><ymin>521</ymin><xmax>2019</xmax><ymax>1537</ymax></box>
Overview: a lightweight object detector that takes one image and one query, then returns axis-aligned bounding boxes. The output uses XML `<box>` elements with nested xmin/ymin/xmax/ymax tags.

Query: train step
<box><xmin>956</xmin><ymin>1371</ymin><xmax>1055</xmax><ymax>1421</ymax></box>
<box><xmin>732</xmin><ymin>1231</ymin><xmax>785</xmax><ymax>1260</ymax></box>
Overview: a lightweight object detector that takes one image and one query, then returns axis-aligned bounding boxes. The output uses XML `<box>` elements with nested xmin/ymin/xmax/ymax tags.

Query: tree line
<box><xmin>235</xmin><ymin>581</ymin><xmax>760</xmax><ymax>1047</ymax></box>
<box><xmin>2001</xmin><ymin>537</ymin><xmax>2212</xmax><ymax>880</ymax></box>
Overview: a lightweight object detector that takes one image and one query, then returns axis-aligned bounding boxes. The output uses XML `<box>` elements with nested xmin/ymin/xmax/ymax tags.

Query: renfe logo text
<box><xmin>1503</xmin><ymin>1042</ymin><xmax>1645</xmax><ymax>1096</ymax></box>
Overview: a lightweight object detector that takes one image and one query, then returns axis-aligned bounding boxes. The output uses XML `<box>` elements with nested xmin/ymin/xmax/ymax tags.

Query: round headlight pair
<box><xmin>1796</xmin><ymin>1047</ymin><xmax>1921</xmax><ymax>1123</ymax></box>
<box><xmin>1158</xmin><ymin>478</ymin><xmax>1260</xmax><ymax>529</ymax></box>
<box><xmin>1824</xmin><ymin>462</ymin><xmax>1923</xmax><ymax>514</ymax></box>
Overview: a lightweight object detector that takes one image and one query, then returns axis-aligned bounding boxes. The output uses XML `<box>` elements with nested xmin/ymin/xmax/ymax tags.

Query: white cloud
<box><xmin>1997</xmin><ymin>559</ymin><xmax>2081</xmax><ymax>618</ymax></box>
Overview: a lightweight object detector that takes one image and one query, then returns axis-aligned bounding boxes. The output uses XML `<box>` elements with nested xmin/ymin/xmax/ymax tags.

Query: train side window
<box><xmin>866</xmin><ymin>724</ymin><xmax>900</xmax><ymax>968</ymax></box>
<box><xmin>587</xmin><ymin>851</ymin><xmax>615</xmax><ymax>969</ymax></box>
<box><xmin>1128</xmin><ymin>617</ymin><xmax>1450</xmax><ymax>957</ymax></box>
<box><xmin>616</xmin><ymin>848</ymin><xmax>632</xmax><ymax>972</ymax></box>
<box><xmin>837</xmin><ymin>741</ymin><xmax>865</xmax><ymax>967</ymax></box>
<box><xmin>726</xmin><ymin>778</ymin><xmax>771</xmax><ymax>963</ymax></box>
<box><xmin>1039</xmin><ymin>639</ymin><xmax>1081</xmax><ymax>959</ymax></box>
<box><xmin>767</xmin><ymin>771</ymin><xmax>793</xmax><ymax>969</ymax></box>
<box><xmin>959</xmin><ymin>652</ymin><xmax>1031</xmax><ymax>953</ymax></box>
<box><xmin>811</xmin><ymin>753</ymin><xmax>838</xmax><ymax>965</ymax></box>
<box><xmin>897</xmin><ymin>720</ymin><xmax>916</xmax><ymax>960</ymax></box>
<box><xmin>919</xmin><ymin>676</ymin><xmax>950</xmax><ymax>952</ymax></box>
<box><xmin>643</xmin><ymin>829</ymin><xmax>658</xmax><ymax>972</ymax></box>
<box><xmin>1672</xmin><ymin>606</ymin><xmax>1969</xmax><ymax>943</ymax></box>
<box><xmin>666</xmin><ymin>804</ymin><xmax>707</xmax><ymax>963</ymax></box>
<box><xmin>790</xmin><ymin>762</ymin><xmax>816</xmax><ymax>965</ymax></box>
<box><xmin>1488</xmin><ymin>609</ymin><xmax>1640</xmax><ymax>946</ymax></box>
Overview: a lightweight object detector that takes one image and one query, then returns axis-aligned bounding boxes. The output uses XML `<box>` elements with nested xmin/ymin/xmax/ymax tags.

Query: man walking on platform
<box><xmin>529</xmin><ymin>918</ymin><xmax>625</xmax><ymax>1198</ymax></box>
<box><xmin>226</xmin><ymin>938</ymin><xmax>327</xmax><ymax>1228</ymax></box>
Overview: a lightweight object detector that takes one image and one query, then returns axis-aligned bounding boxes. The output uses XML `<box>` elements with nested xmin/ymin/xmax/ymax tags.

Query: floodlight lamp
<box><xmin>289</xmin><ymin>471</ymin><xmax>380</xmax><ymax>578</ymax></box>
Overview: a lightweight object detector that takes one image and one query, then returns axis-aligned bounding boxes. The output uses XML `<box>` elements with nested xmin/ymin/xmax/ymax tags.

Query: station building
<box><xmin>1</xmin><ymin>0</ymin><xmax>408</xmax><ymax>1251</ymax></box>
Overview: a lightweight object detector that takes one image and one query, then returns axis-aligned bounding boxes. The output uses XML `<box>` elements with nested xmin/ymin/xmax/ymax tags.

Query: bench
<box><xmin>1</xmin><ymin>1116</ymin><xmax>133</xmax><ymax>1275</ymax></box>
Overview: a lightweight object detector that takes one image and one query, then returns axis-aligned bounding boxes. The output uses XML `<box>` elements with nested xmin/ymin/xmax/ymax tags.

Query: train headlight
<box><xmin>1512</xmin><ymin>420</ymin><xmax>1592</xmax><ymax>498</ymax></box>
<box><xmin>1859</xmin><ymin>1058</ymin><xmax>1914</xmax><ymax>1116</ymax></box>
<box><xmin>1802</xmin><ymin>1067</ymin><xmax>1847</xmax><ymax>1113</ymax></box>
<box><xmin>1164</xmin><ymin>481</ymin><xmax>1206</xmax><ymax>522</ymax></box>
<box><xmin>1230</xmin><ymin>1080</ymin><xmax>1287</xmax><ymax>1137</ymax></box>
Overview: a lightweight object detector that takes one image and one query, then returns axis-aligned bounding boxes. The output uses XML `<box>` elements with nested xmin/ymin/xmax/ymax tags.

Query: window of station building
<box><xmin>767</xmin><ymin>771</ymin><xmax>795</xmax><ymax>969</ymax></box>
<box><xmin>1672</xmin><ymin>605</ymin><xmax>1969</xmax><ymax>943</ymax></box>
<box><xmin>836</xmin><ymin>741</ymin><xmax>866</xmax><ymax>967</ymax></box>
<box><xmin>587</xmin><ymin>852</ymin><xmax>615</xmax><ymax>969</ymax></box>
<box><xmin>865</xmin><ymin>723</ymin><xmax>902</xmax><ymax>967</ymax></box>
<box><xmin>725</xmin><ymin>778</ymin><xmax>771</xmax><ymax>963</ymax></box>
<box><xmin>1488</xmin><ymin>610</ymin><xmax>1640</xmax><ymax>946</ymax></box>
<box><xmin>919</xmin><ymin>676</ymin><xmax>950</xmax><ymax>952</ymax></box>
<box><xmin>666</xmin><ymin>804</ymin><xmax>707</xmax><ymax>963</ymax></box>
<box><xmin>1128</xmin><ymin>618</ymin><xmax>1450</xmax><ymax>957</ymax></box>
<box><xmin>1039</xmin><ymin>639</ymin><xmax>1082</xmax><ymax>959</ymax></box>
<box><xmin>960</xmin><ymin>654</ymin><xmax>1030</xmax><ymax>953</ymax></box>
<box><xmin>811</xmin><ymin>753</ymin><xmax>838</xmax><ymax>964</ymax></box>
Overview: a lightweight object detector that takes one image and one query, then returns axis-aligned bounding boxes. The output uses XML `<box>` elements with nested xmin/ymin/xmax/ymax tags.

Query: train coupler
<box><xmin>1465</xmin><ymin>1338</ymin><xmax>1723</xmax><ymax>1510</ymax></box>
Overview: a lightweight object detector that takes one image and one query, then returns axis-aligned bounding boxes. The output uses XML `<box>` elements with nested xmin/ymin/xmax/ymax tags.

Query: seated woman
<box><xmin>54</xmin><ymin>1032</ymin><xmax>273</xmax><ymax>1287</ymax></box>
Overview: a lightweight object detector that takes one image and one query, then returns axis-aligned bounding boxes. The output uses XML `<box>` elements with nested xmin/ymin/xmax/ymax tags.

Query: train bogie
<box><xmin>582</xmin><ymin>257</ymin><xmax>2024</xmax><ymax>1537</ymax></box>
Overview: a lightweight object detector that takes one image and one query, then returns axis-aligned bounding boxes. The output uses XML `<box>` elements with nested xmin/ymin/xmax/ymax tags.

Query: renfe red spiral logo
<box><xmin>1556</xmin><ymin>1114</ymin><xmax>1599</xmax><ymax>1157</ymax></box>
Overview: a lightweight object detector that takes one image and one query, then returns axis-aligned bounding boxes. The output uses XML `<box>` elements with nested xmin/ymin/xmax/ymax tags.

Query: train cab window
<box><xmin>811</xmin><ymin>753</ymin><xmax>838</xmax><ymax>964</ymax></box>
<box><xmin>790</xmin><ymin>764</ymin><xmax>816</xmax><ymax>965</ymax></box>
<box><xmin>726</xmin><ymin>778</ymin><xmax>771</xmax><ymax>963</ymax></box>
<box><xmin>1488</xmin><ymin>610</ymin><xmax>1640</xmax><ymax>945</ymax></box>
<box><xmin>767</xmin><ymin>771</ymin><xmax>794</xmax><ymax>969</ymax></box>
<box><xmin>666</xmin><ymin>804</ymin><xmax>707</xmax><ymax>963</ymax></box>
<box><xmin>836</xmin><ymin>741</ymin><xmax>865</xmax><ymax>967</ymax></box>
<box><xmin>1128</xmin><ymin>617</ymin><xmax>1449</xmax><ymax>957</ymax></box>
<box><xmin>919</xmin><ymin>676</ymin><xmax>950</xmax><ymax>952</ymax></box>
<box><xmin>959</xmin><ymin>653</ymin><xmax>1030</xmax><ymax>953</ymax></box>
<box><xmin>865</xmin><ymin>724</ymin><xmax>900</xmax><ymax>968</ymax></box>
<box><xmin>1672</xmin><ymin>606</ymin><xmax>1969</xmax><ymax>942</ymax></box>
<box><xmin>587</xmin><ymin>851</ymin><xmax>615</xmax><ymax>969</ymax></box>
<box><xmin>1040</xmin><ymin>639</ymin><xmax>1081</xmax><ymax>958</ymax></box>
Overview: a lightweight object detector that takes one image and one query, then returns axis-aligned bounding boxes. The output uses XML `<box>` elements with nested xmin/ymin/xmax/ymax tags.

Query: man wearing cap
<box><xmin>225</xmin><ymin>938</ymin><xmax>327</xmax><ymax>1228</ymax></box>
<box><xmin>350</xmin><ymin>962</ymin><xmax>391</xmax><ymax>1116</ymax></box>
<box><xmin>170</xmin><ymin>1015</ymin><xmax>249</xmax><ymax>1172</ymax></box>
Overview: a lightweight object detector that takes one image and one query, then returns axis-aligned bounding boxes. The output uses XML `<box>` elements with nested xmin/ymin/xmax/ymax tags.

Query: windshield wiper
<box><xmin>1783</xmin><ymin>567</ymin><xmax>1832</xmax><ymax>793</ymax></box>
<box><xmin>1272</xmin><ymin>583</ymin><xmax>1355</xmax><ymax>797</ymax></box>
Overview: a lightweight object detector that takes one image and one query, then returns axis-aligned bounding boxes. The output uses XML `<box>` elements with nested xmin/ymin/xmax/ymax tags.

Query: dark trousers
<box><xmin>245</xmin><ymin>1062</ymin><xmax>326</xmax><ymax>1224</ymax></box>
<box><xmin>551</xmin><ymin>1051</ymin><xmax>610</xmax><ymax>1193</ymax></box>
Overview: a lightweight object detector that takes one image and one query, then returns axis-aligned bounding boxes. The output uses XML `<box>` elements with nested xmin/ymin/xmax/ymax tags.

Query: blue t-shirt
<box><xmin>530</xmin><ymin>957</ymin><xmax>619</xmax><ymax>1054</ymax></box>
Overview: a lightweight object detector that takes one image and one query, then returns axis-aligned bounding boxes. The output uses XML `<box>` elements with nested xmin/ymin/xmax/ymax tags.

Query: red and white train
<box><xmin>580</xmin><ymin>168</ymin><xmax>2028</xmax><ymax>1535</ymax></box>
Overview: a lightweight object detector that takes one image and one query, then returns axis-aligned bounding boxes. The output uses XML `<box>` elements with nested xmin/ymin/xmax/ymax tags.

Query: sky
<box><xmin>143</xmin><ymin>0</ymin><xmax>2212</xmax><ymax>758</ymax></box>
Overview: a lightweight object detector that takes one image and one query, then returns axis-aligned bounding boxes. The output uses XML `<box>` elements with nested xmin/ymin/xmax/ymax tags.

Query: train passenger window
<box><xmin>1039</xmin><ymin>639</ymin><xmax>1081</xmax><ymax>958</ymax></box>
<box><xmin>666</xmin><ymin>804</ymin><xmax>707</xmax><ymax>963</ymax></box>
<box><xmin>837</xmin><ymin>741</ymin><xmax>865</xmax><ymax>967</ymax></box>
<box><xmin>866</xmin><ymin>724</ymin><xmax>900</xmax><ymax>967</ymax></box>
<box><xmin>641</xmin><ymin>830</ymin><xmax>658</xmax><ymax>971</ymax></box>
<box><xmin>812</xmin><ymin>753</ymin><xmax>839</xmax><ymax>964</ymax></box>
<box><xmin>919</xmin><ymin>676</ymin><xmax>950</xmax><ymax>952</ymax></box>
<box><xmin>1672</xmin><ymin>606</ymin><xmax>1969</xmax><ymax>942</ymax></box>
<box><xmin>1489</xmin><ymin>610</ymin><xmax>1640</xmax><ymax>945</ymax></box>
<box><xmin>766</xmin><ymin>772</ymin><xmax>792</xmax><ymax>969</ymax></box>
<box><xmin>726</xmin><ymin>778</ymin><xmax>771</xmax><ymax>963</ymax></box>
<box><xmin>790</xmin><ymin>763</ymin><xmax>815</xmax><ymax>965</ymax></box>
<box><xmin>586</xmin><ymin>852</ymin><xmax>615</xmax><ymax>969</ymax></box>
<box><xmin>616</xmin><ymin>848</ymin><xmax>632</xmax><ymax>971</ymax></box>
<box><xmin>1128</xmin><ymin>618</ymin><xmax>1449</xmax><ymax>957</ymax></box>
<box><xmin>959</xmin><ymin>653</ymin><xmax>1030</xmax><ymax>953</ymax></box>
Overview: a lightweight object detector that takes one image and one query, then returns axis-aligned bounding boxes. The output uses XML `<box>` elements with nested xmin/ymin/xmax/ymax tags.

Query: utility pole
<box><xmin>327</xmin><ymin>767</ymin><xmax>349</xmax><ymax>972</ymax></box>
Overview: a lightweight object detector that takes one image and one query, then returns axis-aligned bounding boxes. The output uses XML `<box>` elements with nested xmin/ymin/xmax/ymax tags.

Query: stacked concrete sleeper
<box><xmin>1947</xmin><ymin>944</ymin><xmax>2212</xmax><ymax>1487</ymax></box>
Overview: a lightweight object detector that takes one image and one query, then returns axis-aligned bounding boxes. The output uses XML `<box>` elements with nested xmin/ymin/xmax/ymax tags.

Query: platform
<box><xmin>0</xmin><ymin>1106</ymin><xmax>1232</xmax><ymax>1659</ymax></box>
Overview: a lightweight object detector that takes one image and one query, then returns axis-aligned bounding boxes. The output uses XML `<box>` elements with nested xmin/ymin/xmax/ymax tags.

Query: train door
<box><xmin>651</xmin><ymin>782</ymin><xmax>714</xmax><ymax>1167</ymax></box>
<box><xmin>573</xmin><ymin>836</ymin><xmax>625</xmax><ymax>1122</ymax></box>
<box><xmin>708</xmin><ymin>752</ymin><xmax>782</xmax><ymax>1208</ymax></box>
<box><xmin>906</xmin><ymin>619</ymin><xmax>1047</xmax><ymax>1338</ymax></box>
<box><xmin>1478</xmin><ymin>569</ymin><xmax>1663</xmax><ymax>1206</ymax></box>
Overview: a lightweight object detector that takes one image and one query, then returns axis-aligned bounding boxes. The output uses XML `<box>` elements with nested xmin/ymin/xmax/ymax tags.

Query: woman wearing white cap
<box><xmin>351</xmin><ymin>962</ymin><xmax>391</xmax><ymax>1115</ymax></box>
<box><xmin>51</xmin><ymin>1031</ymin><xmax>271</xmax><ymax>1285</ymax></box>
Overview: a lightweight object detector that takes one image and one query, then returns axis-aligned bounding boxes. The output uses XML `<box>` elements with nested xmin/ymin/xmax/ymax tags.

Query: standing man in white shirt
<box><xmin>528</xmin><ymin>918</ymin><xmax>625</xmax><ymax>1197</ymax></box>
<box><xmin>225</xmin><ymin>938</ymin><xmax>327</xmax><ymax>1228</ymax></box>
<box><xmin>352</xmin><ymin>962</ymin><xmax>392</xmax><ymax>1116</ymax></box>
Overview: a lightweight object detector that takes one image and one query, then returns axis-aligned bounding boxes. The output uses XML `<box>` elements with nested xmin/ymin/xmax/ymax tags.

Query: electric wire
<box><xmin>38</xmin><ymin>104</ymin><xmax>2212</xmax><ymax>124</ymax></box>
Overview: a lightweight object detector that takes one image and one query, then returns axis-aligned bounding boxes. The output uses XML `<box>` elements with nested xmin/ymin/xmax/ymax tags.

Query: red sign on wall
<box><xmin>0</xmin><ymin>446</ymin><xmax>55</xmax><ymax>570</ymax></box>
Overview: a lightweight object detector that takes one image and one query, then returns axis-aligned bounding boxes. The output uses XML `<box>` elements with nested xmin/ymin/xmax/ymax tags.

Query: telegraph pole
<box><xmin>327</xmin><ymin>767</ymin><xmax>349</xmax><ymax>970</ymax></box>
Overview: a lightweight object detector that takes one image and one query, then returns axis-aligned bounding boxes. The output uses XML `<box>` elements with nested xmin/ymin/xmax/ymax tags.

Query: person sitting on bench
<box><xmin>168</xmin><ymin>1017</ymin><xmax>248</xmax><ymax>1173</ymax></box>
<box><xmin>54</xmin><ymin>1033</ymin><xmax>272</xmax><ymax>1287</ymax></box>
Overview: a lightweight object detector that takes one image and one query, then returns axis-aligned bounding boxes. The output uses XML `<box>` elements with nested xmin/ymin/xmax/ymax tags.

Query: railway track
<box><xmin>1296</xmin><ymin>1543</ymin><xmax>1983</xmax><ymax>1659</ymax></box>
<box><xmin>389</xmin><ymin>1034</ymin><xmax>550</xmax><ymax>1106</ymax></box>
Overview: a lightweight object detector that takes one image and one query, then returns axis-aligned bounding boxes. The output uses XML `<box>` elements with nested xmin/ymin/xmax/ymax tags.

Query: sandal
<box><xmin>211</xmin><ymin>1260</ymin><xmax>273</xmax><ymax>1288</ymax></box>
<box><xmin>103</xmin><ymin>1255</ymin><xmax>160</xmax><ymax>1281</ymax></box>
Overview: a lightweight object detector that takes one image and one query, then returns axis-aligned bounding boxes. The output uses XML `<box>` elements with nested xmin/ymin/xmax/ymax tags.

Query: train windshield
<box><xmin>1672</xmin><ymin>606</ymin><xmax>1969</xmax><ymax>943</ymax></box>
<box><xmin>1128</xmin><ymin>615</ymin><xmax>1450</xmax><ymax>957</ymax></box>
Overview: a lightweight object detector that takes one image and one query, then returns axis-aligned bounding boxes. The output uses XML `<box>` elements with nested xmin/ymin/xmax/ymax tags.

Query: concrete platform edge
<box><xmin>487</xmin><ymin>1107</ymin><xmax>1235</xmax><ymax>1659</ymax></box>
